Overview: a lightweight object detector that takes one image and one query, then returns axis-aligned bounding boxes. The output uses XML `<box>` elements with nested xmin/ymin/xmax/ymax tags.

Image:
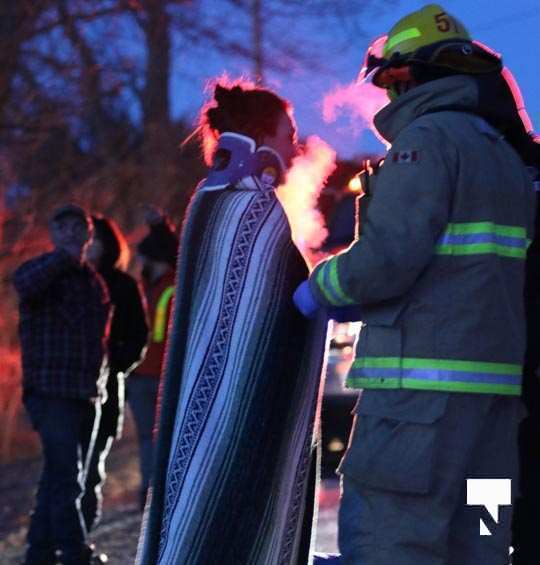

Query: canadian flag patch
<box><xmin>392</xmin><ymin>150</ymin><xmax>419</xmax><ymax>163</ymax></box>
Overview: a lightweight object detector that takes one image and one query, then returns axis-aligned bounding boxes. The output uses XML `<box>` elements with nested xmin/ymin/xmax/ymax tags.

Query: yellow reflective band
<box><xmin>384</xmin><ymin>27</ymin><xmax>422</xmax><ymax>55</ymax></box>
<box><xmin>153</xmin><ymin>285</ymin><xmax>175</xmax><ymax>343</ymax></box>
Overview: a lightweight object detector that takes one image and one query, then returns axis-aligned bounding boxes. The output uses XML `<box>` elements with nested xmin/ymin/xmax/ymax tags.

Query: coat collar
<box><xmin>374</xmin><ymin>75</ymin><xmax>481</xmax><ymax>143</ymax></box>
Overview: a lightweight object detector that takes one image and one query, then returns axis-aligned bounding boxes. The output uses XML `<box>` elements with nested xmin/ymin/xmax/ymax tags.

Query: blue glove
<box><xmin>293</xmin><ymin>280</ymin><xmax>321</xmax><ymax>318</ymax></box>
<box><xmin>327</xmin><ymin>304</ymin><xmax>363</xmax><ymax>323</ymax></box>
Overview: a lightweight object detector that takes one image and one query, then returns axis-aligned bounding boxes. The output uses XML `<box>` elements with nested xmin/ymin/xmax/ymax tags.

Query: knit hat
<box><xmin>137</xmin><ymin>220</ymin><xmax>178</xmax><ymax>267</ymax></box>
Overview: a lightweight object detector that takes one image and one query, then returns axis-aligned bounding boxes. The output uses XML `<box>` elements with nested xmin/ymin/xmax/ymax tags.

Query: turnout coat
<box><xmin>310</xmin><ymin>75</ymin><xmax>536</xmax><ymax>396</ymax></box>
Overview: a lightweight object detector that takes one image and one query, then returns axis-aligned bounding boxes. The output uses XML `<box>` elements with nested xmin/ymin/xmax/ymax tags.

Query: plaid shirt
<box><xmin>14</xmin><ymin>249</ymin><xmax>111</xmax><ymax>400</ymax></box>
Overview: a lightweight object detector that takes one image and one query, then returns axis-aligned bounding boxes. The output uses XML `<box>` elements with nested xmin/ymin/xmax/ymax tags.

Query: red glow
<box><xmin>276</xmin><ymin>136</ymin><xmax>336</xmax><ymax>269</ymax></box>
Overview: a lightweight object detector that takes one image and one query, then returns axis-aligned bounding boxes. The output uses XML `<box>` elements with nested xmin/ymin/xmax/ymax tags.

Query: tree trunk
<box><xmin>141</xmin><ymin>0</ymin><xmax>173</xmax><ymax>205</ymax></box>
<box><xmin>0</xmin><ymin>2</ymin><xmax>45</xmax><ymax>125</ymax></box>
<box><xmin>252</xmin><ymin>0</ymin><xmax>264</xmax><ymax>84</ymax></box>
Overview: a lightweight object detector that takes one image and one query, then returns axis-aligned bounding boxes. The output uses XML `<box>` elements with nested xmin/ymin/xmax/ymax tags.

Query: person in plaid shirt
<box><xmin>14</xmin><ymin>204</ymin><xmax>111</xmax><ymax>565</ymax></box>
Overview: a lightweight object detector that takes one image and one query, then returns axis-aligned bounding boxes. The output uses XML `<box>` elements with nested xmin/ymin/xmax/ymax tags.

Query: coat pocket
<box><xmin>339</xmin><ymin>389</ymin><xmax>449</xmax><ymax>494</ymax></box>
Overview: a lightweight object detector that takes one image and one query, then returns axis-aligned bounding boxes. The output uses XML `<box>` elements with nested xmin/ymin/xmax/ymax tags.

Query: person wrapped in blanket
<box><xmin>137</xmin><ymin>82</ymin><xmax>328</xmax><ymax>565</ymax></box>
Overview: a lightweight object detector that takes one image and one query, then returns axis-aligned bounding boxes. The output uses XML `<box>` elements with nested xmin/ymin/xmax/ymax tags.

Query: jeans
<box><xmin>127</xmin><ymin>375</ymin><xmax>159</xmax><ymax>504</ymax></box>
<box><xmin>24</xmin><ymin>394</ymin><xmax>100</xmax><ymax>565</ymax></box>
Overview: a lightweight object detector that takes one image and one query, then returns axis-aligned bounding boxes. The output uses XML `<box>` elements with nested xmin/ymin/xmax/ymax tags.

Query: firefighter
<box><xmin>294</xmin><ymin>4</ymin><xmax>537</xmax><ymax>564</ymax></box>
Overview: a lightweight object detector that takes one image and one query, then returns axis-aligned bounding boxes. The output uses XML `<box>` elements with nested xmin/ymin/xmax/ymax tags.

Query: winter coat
<box><xmin>99</xmin><ymin>267</ymin><xmax>148</xmax><ymax>437</ymax></box>
<box><xmin>14</xmin><ymin>250</ymin><xmax>111</xmax><ymax>400</ymax></box>
<box><xmin>310</xmin><ymin>74</ymin><xmax>536</xmax><ymax>396</ymax></box>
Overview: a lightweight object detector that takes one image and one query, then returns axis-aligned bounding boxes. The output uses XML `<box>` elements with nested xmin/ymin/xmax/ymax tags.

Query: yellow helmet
<box><xmin>383</xmin><ymin>4</ymin><xmax>470</xmax><ymax>60</ymax></box>
<box><xmin>360</xmin><ymin>4</ymin><xmax>502</xmax><ymax>93</ymax></box>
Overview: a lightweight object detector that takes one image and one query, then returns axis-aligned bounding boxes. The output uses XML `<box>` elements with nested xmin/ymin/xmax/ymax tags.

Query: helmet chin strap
<box><xmin>204</xmin><ymin>132</ymin><xmax>285</xmax><ymax>190</ymax></box>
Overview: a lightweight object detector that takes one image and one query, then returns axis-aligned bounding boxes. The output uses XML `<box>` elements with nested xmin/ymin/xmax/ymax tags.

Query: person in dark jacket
<box><xmin>14</xmin><ymin>204</ymin><xmax>111</xmax><ymax>565</ymax></box>
<box><xmin>128</xmin><ymin>208</ymin><xmax>178</xmax><ymax>510</ymax></box>
<box><xmin>512</xmin><ymin>157</ymin><xmax>540</xmax><ymax>562</ymax></box>
<box><xmin>81</xmin><ymin>215</ymin><xmax>148</xmax><ymax>531</ymax></box>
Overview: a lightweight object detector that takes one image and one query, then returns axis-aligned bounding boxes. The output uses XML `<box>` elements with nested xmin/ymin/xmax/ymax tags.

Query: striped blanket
<box><xmin>137</xmin><ymin>176</ymin><xmax>328</xmax><ymax>565</ymax></box>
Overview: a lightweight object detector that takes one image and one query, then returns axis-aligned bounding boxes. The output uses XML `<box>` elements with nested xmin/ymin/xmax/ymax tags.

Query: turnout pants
<box><xmin>338</xmin><ymin>389</ymin><xmax>524</xmax><ymax>565</ymax></box>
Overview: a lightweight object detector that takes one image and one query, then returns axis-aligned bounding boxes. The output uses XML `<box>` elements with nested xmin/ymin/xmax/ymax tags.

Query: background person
<box><xmin>512</xmin><ymin>148</ymin><xmax>540</xmax><ymax>562</ymax></box>
<box><xmin>14</xmin><ymin>204</ymin><xmax>111</xmax><ymax>565</ymax></box>
<box><xmin>81</xmin><ymin>214</ymin><xmax>148</xmax><ymax>531</ymax></box>
<box><xmin>128</xmin><ymin>209</ymin><xmax>178</xmax><ymax>510</ymax></box>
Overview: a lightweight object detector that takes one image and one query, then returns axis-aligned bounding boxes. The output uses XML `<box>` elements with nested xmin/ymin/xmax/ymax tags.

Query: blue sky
<box><xmin>171</xmin><ymin>1</ymin><xmax>540</xmax><ymax>160</ymax></box>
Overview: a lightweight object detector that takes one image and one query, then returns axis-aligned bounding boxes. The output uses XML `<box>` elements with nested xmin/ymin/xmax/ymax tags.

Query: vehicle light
<box><xmin>328</xmin><ymin>438</ymin><xmax>345</xmax><ymax>452</ymax></box>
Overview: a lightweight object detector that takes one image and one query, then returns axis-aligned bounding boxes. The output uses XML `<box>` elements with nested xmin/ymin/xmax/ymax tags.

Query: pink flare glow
<box><xmin>473</xmin><ymin>40</ymin><xmax>534</xmax><ymax>133</ymax></box>
<box><xmin>322</xmin><ymin>81</ymin><xmax>390</xmax><ymax>148</ymax></box>
<box><xmin>276</xmin><ymin>136</ymin><xmax>336</xmax><ymax>268</ymax></box>
<box><xmin>501</xmin><ymin>67</ymin><xmax>534</xmax><ymax>133</ymax></box>
<box><xmin>472</xmin><ymin>40</ymin><xmax>502</xmax><ymax>60</ymax></box>
<box><xmin>357</xmin><ymin>35</ymin><xmax>388</xmax><ymax>82</ymax></box>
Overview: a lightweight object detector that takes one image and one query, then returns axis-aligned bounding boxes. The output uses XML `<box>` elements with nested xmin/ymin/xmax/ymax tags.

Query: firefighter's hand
<box><xmin>293</xmin><ymin>280</ymin><xmax>321</xmax><ymax>319</ymax></box>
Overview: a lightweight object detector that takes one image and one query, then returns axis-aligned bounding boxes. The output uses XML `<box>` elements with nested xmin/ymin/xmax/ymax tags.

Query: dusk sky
<box><xmin>171</xmin><ymin>1</ymin><xmax>540</xmax><ymax>160</ymax></box>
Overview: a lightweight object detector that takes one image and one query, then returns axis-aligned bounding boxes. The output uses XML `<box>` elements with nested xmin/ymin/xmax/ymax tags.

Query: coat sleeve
<box><xmin>13</xmin><ymin>249</ymin><xmax>75</xmax><ymax>301</ymax></box>
<box><xmin>110</xmin><ymin>275</ymin><xmax>149</xmax><ymax>375</ymax></box>
<box><xmin>309</xmin><ymin>120</ymin><xmax>455</xmax><ymax>306</ymax></box>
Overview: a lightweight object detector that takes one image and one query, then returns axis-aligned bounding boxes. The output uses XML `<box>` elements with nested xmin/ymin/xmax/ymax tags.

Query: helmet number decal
<box><xmin>435</xmin><ymin>12</ymin><xmax>459</xmax><ymax>33</ymax></box>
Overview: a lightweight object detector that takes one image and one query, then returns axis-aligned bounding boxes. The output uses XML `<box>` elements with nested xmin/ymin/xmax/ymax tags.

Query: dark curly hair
<box><xmin>199</xmin><ymin>81</ymin><xmax>291</xmax><ymax>164</ymax></box>
<box><xmin>91</xmin><ymin>215</ymin><xmax>130</xmax><ymax>272</ymax></box>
